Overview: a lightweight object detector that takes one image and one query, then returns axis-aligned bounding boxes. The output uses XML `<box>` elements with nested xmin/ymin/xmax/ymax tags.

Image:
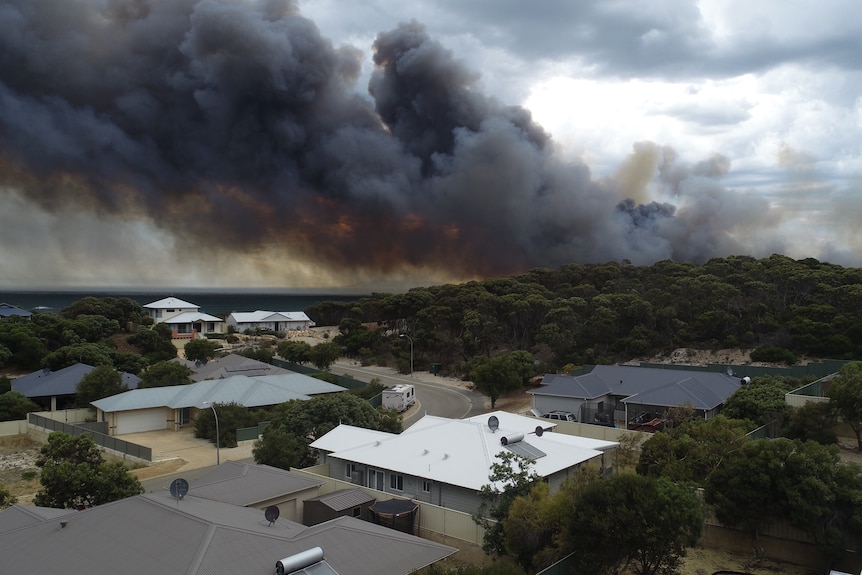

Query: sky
<box><xmin>1</xmin><ymin>0</ymin><xmax>860</xmax><ymax>291</ymax></box>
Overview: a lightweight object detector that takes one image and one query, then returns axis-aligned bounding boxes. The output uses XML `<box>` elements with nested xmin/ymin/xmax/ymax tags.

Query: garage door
<box><xmin>116</xmin><ymin>409</ymin><xmax>168</xmax><ymax>435</ymax></box>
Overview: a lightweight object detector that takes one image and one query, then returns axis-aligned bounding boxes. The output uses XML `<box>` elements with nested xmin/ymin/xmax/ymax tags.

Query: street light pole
<box><xmin>399</xmin><ymin>334</ymin><xmax>413</xmax><ymax>376</ymax></box>
<box><xmin>203</xmin><ymin>402</ymin><xmax>220</xmax><ymax>465</ymax></box>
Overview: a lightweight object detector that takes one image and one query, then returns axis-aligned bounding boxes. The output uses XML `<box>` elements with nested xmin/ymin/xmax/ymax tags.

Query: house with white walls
<box><xmin>143</xmin><ymin>296</ymin><xmax>225</xmax><ymax>338</ymax></box>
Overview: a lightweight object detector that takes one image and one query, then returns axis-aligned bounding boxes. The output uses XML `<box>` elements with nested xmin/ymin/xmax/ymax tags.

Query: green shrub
<box><xmin>750</xmin><ymin>347</ymin><xmax>798</xmax><ymax>364</ymax></box>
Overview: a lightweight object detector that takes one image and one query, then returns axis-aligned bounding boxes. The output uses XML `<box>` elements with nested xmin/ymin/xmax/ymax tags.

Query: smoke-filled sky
<box><xmin>1</xmin><ymin>0</ymin><xmax>861</xmax><ymax>290</ymax></box>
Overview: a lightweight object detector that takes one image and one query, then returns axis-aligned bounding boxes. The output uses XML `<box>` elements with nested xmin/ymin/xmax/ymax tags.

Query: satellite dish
<box><xmin>265</xmin><ymin>505</ymin><xmax>280</xmax><ymax>525</ymax></box>
<box><xmin>534</xmin><ymin>426</ymin><xmax>544</xmax><ymax>437</ymax></box>
<box><xmin>487</xmin><ymin>415</ymin><xmax>499</xmax><ymax>432</ymax></box>
<box><xmin>169</xmin><ymin>478</ymin><xmax>189</xmax><ymax>500</ymax></box>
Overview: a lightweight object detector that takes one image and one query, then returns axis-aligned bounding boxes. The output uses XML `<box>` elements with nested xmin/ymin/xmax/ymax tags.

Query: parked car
<box><xmin>541</xmin><ymin>410</ymin><xmax>577</xmax><ymax>422</ymax></box>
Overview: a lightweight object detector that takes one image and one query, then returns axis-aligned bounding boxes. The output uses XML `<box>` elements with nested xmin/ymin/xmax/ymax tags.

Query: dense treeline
<box><xmin>0</xmin><ymin>297</ymin><xmax>157</xmax><ymax>372</ymax></box>
<box><xmin>307</xmin><ymin>255</ymin><xmax>862</xmax><ymax>373</ymax></box>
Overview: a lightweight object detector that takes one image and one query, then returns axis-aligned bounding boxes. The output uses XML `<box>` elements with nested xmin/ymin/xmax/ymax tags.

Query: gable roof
<box><xmin>181</xmin><ymin>353</ymin><xmax>293</xmax><ymax>381</ymax></box>
<box><xmin>92</xmin><ymin>373</ymin><xmax>346</xmax><ymax>413</ymax></box>
<box><xmin>0</xmin><ymin>302</ymin><xmax>32</xmax><ymax>318</ymax></box>
<box><xmin>0</xmin><ymin>493</ymin><xmax>456</xmax><ymax>575</ymax></box>
<box><xmin>228</xmin><ymin>310</ymin><xmax>311</xmax><ymax>323</ymax></box>
<box><xmin>143</xmin><ymin>296</ymin><xmax>199</xmax><ymax>309</ymax></box>
<box><xmin>161</xmin><ymin>311</ymin><xmax>223</xmax><ymax>324</ymax></box>
<box><xmin>12</xmin><ymin>363</ymin><xmax>141</xmax><ymax>398</ymax></box>
<box><xmin>530</xmin><ymin>365</ymin><xmax>741</xmax><ymax>410</ymax></box>
<box><xmin>189</xmin><ymin>461</ymin><xmax>325</xmax><ymax>506</ymax></box>
<box><xmin>312</xmin><ymin>411</ymin><xmax>617</xmax><ymax>491</ymax></box>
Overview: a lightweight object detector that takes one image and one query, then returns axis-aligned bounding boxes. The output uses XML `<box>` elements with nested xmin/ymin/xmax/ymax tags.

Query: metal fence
<box><xmin>28</xmin><ymin>413</ymin><xmax>152</xmax><ymax>461</ymax></box>
<box><xmin>236</xmin><ymin>421</ymin><xmax>271</xmax><ymax>442</ymax></box>
<box><xmin>271</xmin><ymin>359</ymin><xmax>369</xmax><ymax>391</ymax></box>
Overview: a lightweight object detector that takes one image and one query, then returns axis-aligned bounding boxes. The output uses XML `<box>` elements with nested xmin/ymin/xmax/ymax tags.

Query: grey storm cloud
<box><xmin>0</xmin><ymin>0</ymin><xmax>791</xmax><ymax>283</ymax></box>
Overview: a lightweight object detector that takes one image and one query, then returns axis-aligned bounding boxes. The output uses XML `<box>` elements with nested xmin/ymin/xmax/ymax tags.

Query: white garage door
<box><xmin>116</xmin><ymin>409</ymin><xmax>168</xmax><ymax>435</ymax></box>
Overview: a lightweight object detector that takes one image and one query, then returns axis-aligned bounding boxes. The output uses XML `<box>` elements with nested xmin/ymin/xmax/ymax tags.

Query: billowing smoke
<box><xmin>0</xmin><ymin>0</ymin><xmax>791</xmax><ymax>288</ymax></box>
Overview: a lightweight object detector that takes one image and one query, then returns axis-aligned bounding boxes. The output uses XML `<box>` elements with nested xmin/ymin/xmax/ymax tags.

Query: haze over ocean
<box><xmin>0</xmin><ymin>290</ymin><xmax>366</xmax><ymax>316</ymax></box>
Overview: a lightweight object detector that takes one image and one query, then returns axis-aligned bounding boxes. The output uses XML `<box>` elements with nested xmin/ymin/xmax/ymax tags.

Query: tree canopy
<box><xmin>253</xmin><ymin>393</ymin><xmax>401</xmax><ymax>469</ymax></box>
<box><xmin>139</xmin><ymin>361</ymin><xmax>192</xmax><ymax>388</ymax></box>
<box><xmin>636</xmin><ymin>415</ymin><xmax>751</xmax><ymax>485</ymax></box>
<box><xmin>827</xmin><ymin>361</ymin><xmax>862</xmax><ymax>450</ymax></box>
<box><xmin>183</xmin><ymin>338</ymin><xmax>221</xmax><ymax>363</ymax></box>
<box><xmin>705</xmin><ymin>437</ymin><xmax>862</xmax><ymax>564</ymax></box>
<box><xmin>0</xmin><ymin>391</ymin><xmax>40</xmax><ymax>422</ymax></box>
<box><xmin>34</xmin><ymin>432</ymin><xmax>143</xmax><ymax>509</ymax></box>
<box><xmin>566</xmin><ymin>474</ymin><xmax>703</xmax><ymax>575</ymax></box>
<box><xmin>75</xmin><ymin>365</ymin><xmax>128</xmax><ymax>407</ymax></box>
<box><xmin>469</xmin><ymin>351</ymin><xmax>535</xmax><ymax>409</ymax></box>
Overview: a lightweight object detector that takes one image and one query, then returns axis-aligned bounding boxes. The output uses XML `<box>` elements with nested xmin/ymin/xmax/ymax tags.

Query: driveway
<box><xmin>120</xmin><ymin>429</ymin><xmax>255</xmax><ymax>472</ymax></box>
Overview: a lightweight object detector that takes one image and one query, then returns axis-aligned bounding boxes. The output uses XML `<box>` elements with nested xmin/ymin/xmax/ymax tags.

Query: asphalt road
<box><xmin>328</xmin><ymin>361</ymin><xmax>485</xmax><ymax>427</ymax></box>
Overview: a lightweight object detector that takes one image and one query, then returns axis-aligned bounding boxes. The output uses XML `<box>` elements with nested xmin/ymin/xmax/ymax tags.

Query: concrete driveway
<box><xmin>120</xmin><ymin>429</ymin><xmax>255</xmax><ymax>472</ymax></box>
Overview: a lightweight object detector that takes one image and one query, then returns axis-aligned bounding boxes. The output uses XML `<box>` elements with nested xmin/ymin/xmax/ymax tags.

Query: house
<box><xmin>530</xmin><ymin>365</ymin><xmax>743</xmax><ymax>428</ymax></box>
<box><xmin>143</xmin><ymin>296</ymin><xmax>225</xmax><ymax>338</ymax></box>
<box><xmin>11</xmin><ymin>363</ymin><xmax>141</xmax><ymax>411</ymax></box>
<box><xmin>177</xmin><ymin>353</ymin><xmax>295</xmax><ymax>382</ymax></box>
<box><xmin>0</xmin><ymin>492</ymin><xmax>457</xmax><ymax>575</ymax></box>
<box><xmin>0</xmin><ymin>302</ymin><xmax>31</xmax><ymax>319</ymax></box>
<box><xmin>92</xmin><ymin>373</ymin><xmax>346</xmax><ymax>435</ymax></box>
<box><xmin>189</xmin><ymin>461</ymin><xmax>325</xmax><ymax>523</ymax></box>
<box><xmin>310</xmin><ymin>410</ymin><xmax>618</xmax><ymax>515</ymax></box>
<box><xmin>227</xmin><ymin>310</ymin><xmax>314</xmax><ymax>333</ymax></box>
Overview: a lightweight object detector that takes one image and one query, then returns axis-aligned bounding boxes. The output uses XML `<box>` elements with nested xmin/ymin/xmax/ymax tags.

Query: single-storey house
<box><xmin>177</xmin><ymin>353</ymin><xmax>295</xmax><ymax>382</ymax></box>
<box><xmin>310</xmin><ymin>410</ymin><xmax>618</xmax><ymax>515</ymax></box>
<box><xmin>0</xmin><ymin>492</ymin><xmax>457</xmax><ymax>575</ymax></box>
<box><xmin>530</xmin><ymin>365</ymin><xmax>743</xmax><ymax>428</ymax></box>
<box><xmin>92</xmin><ymin>373</ymin><xmax>346</xmax><ymax>435</ymax></box>
<box><xmin>227</xmin><ymin>310</ymin><xmax>314</xmax><ymax>333</ymax></box>
<box><xmin>143</xmin><ymin>296</ymin><xmax>225</xmax><ymax>338</ymax></box>
<box><xmin>0</xmin><ymin>302</ymin><xmax>31</xmax><ymax>319</ymax></box>
<box><xmin>189</xmin><ymin>461</ymin><xmax>325</xmax><ymax>523</ymax></box>
<box><xmin>12</xmin><ymin>363</ymin><xmax>141</xmax><ymax>411</ymax></box>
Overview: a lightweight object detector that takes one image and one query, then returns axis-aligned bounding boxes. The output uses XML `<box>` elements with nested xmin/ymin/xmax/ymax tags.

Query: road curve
<box><xmin>328</xmin><ymin>360</ymin><xmax>485</xmax><ymax>427</ymax></box>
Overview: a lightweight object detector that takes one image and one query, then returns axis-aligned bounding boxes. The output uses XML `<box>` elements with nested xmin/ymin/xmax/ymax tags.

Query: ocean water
<box><xmin>0</xmin><ymin>289</ymin><xmax>367</xmax><ymax>316</ymax></box>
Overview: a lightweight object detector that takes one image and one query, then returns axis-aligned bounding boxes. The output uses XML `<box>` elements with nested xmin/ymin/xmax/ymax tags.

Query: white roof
<box><xmin>143</xmin><ymin>297</ymin><xmax>199</xmax><ymax>309</ymax></box>
<box><xmin>92</xmin><ymin>373</ymin><xmax>346</xmax><ymax>412</ymax></box>
<box><xmin>160</xmin><ymin>311</ymin><xmax>223</xmax><ymax>324</ymax></box>
<box><xmin>310</xmin><ymin>425</ymin><xmax>397</xmax><ymax>453</ymax></box>
<box><xmin>314</xmin><ymin>411</ymin><xmax>617</xmax><ymax>491</ymax></box>
<box><xmin>228</xmin><ymin>310</ymin><xmax>311</xmax><ymax>323</ymax></box>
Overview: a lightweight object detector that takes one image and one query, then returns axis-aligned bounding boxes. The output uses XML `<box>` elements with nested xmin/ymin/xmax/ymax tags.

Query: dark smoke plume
<box><xmin>0</xmin><ymin>0</ymin><xmax>789</xmax><ymax>286</ymax></box>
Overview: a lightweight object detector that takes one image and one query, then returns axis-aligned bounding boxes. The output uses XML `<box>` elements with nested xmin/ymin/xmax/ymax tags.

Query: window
<box><xmin>207</xmin><ymin>322</ymin><xmax>215</xmax><ymax>331</ymax></box>
<box><xmin>422</xmin><ymin>480</ymin><xmax>431</xmax><ymax>493</ymax></box>
<box><xmin>156</xmin><ymin>310</ymin><xmax>162</xmax><ymax>318</ymax></box>
<box><xmin>346</xmin><ymin>463</ymin><xmax>356</xmax><ymax>479</ymax></box>
<box><xmin>352</xmin><ymin>506</ymin><xmax>361</xmax><ymax>517</ymax></box>
<box><xmin>389</xmin><ymin>474</ymin><xmax>404</xmax><ymax>491</ymax></box>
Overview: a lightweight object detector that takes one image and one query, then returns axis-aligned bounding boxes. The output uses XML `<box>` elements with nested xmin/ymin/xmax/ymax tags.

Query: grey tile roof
<box><xmin>185</xmin><ymin>353</ymin><xmax>293</xmax><ymax>381</ymax></box>
<box><xmin>189</xmin><ymin>461</ymin><xmax>325</xmax><ymax>506</ymax></box>
<box><xmin>304</xmin><ymin>489</ymin><xmax>376</xmax><ymax>512</ymax></box>
<box><xmin>0</xmin><ymin>493</ymin><xmax>456</xmax><ymax>575</ymax></box>
<box><xmin>530</xmin><ymin>365</ymin><xmax>741</xmax><ymax>410</ymax></box>
<box><xmin>12</xmin><ymin>363</ymin><xmax>141</xmax><ymax>398</ymax></box>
